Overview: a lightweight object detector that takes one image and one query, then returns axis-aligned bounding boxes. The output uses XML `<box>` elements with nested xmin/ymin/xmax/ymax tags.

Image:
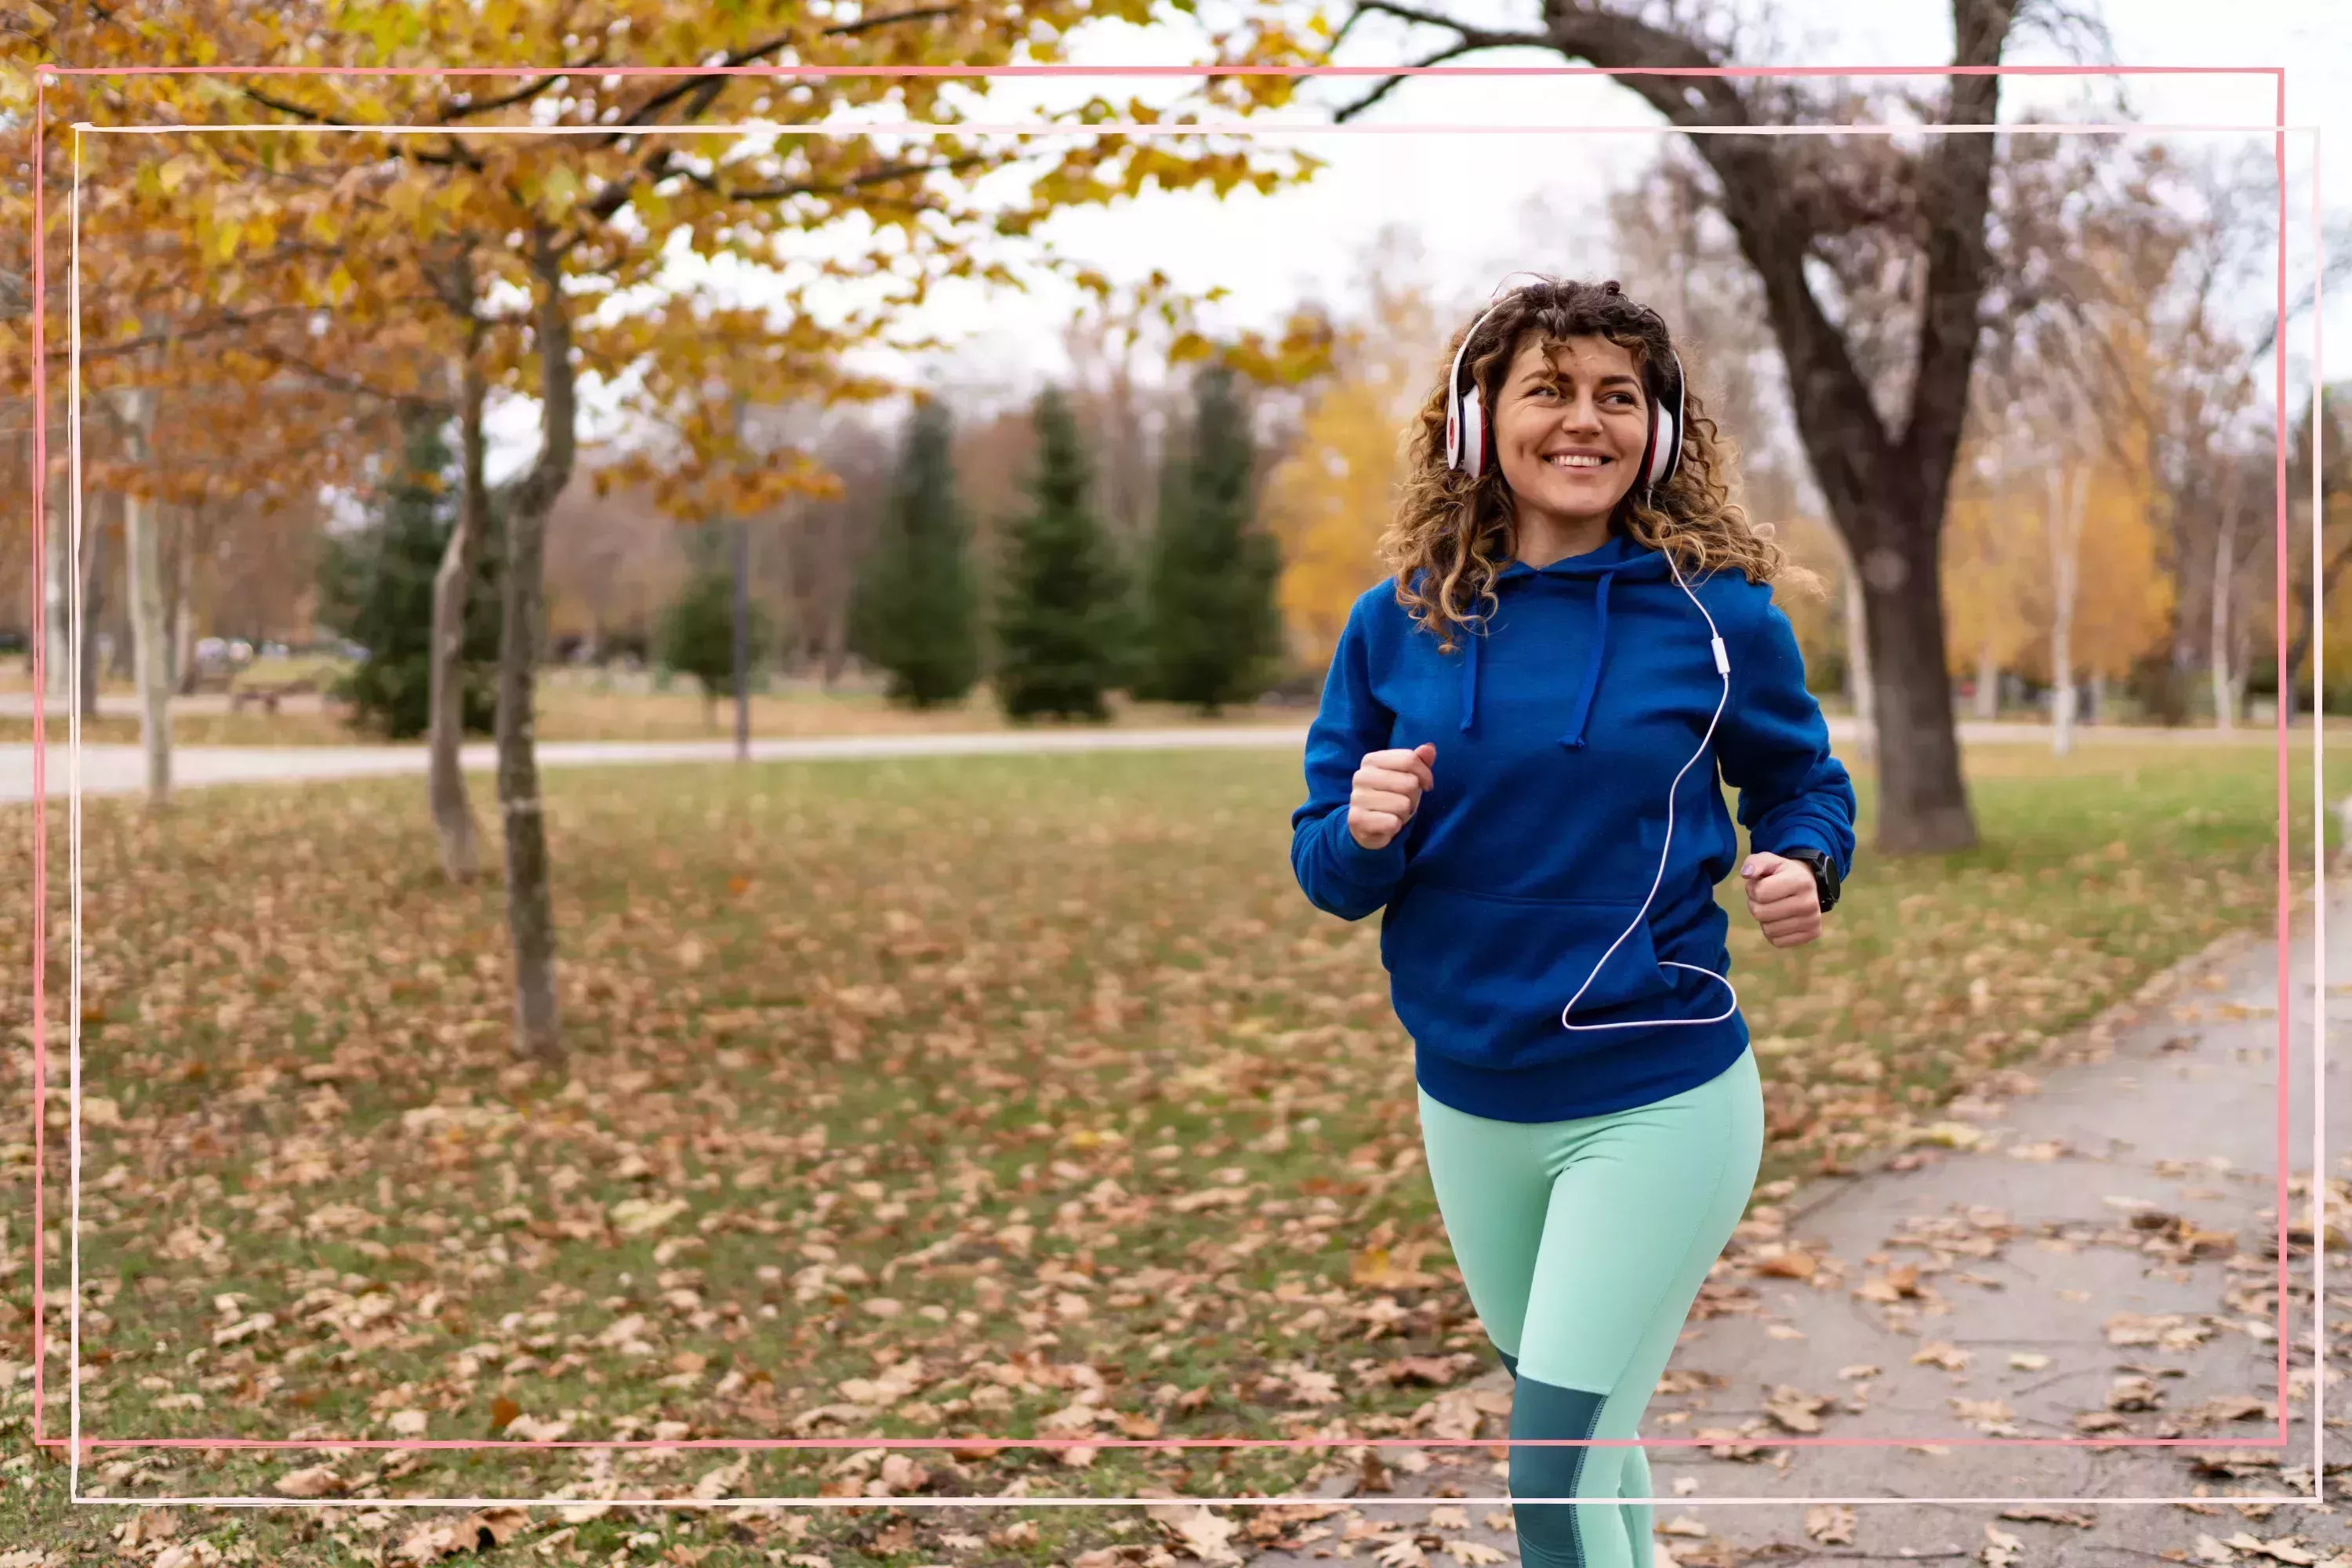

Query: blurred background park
<box><xmin>3</xmin><ymin>2</ymin><xmax>2352</xmax><ymax>1566</ymax></box>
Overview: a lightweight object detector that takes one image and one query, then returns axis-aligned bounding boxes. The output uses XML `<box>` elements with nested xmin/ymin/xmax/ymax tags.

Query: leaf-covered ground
<box><xmin>0</xmin><ymin>738</ymin><xmax>2336</xmax><ymax>1566</ymax></box>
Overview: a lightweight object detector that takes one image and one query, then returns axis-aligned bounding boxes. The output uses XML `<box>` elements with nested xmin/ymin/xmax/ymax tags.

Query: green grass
<box><xmin>0</xmin><ymin>736</ymin><xmax>2339</xmax><ymax>1563</ymax></box>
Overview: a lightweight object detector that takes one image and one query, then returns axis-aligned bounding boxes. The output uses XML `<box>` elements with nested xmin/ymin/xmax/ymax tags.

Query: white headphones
<box><xmin>1439</xmin><ymin>278</ymin><xmax>1735</xmax><ymax>1036</ymax></box>
<box><xmin>1442</xmin><ymin>278</ymin><xmax>1688</xmax><ymax>501</ymax></box>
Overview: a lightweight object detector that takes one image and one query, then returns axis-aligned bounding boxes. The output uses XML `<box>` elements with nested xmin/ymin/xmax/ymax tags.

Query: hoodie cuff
<box><xmin>1762</xmin><ymin>826</ymin><xmax>1844</xmax><ymax>879</ymax></box>
<box><xmin>1323</xmin><ymin>811</ymin><xmax>1408</xmax><ymax>891</ymax></box>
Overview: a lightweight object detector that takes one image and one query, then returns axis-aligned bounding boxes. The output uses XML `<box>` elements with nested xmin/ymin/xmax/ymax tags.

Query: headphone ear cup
<box><xmin>1647</xmin><ymin>407</ymin><xmax>1679</xmax><ymax>491</ymax></box>
<box><xmin>1461</xmin><ymin>390</ymin><xmax>1486</xmax><ymax>480</ymax></box>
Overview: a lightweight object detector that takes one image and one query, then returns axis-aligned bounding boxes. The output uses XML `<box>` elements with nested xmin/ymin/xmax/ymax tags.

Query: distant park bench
<box><xmin>229</xmin><ymin>677</ymin><xmax>316</xmax><ymax>715</ymax></box>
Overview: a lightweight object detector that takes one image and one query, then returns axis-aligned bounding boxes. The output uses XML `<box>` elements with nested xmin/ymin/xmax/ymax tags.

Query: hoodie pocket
<box><xmin>1380</xmin><ymin>884</ymin><xmax>1677</xmax><ymax>1062</ymax></box>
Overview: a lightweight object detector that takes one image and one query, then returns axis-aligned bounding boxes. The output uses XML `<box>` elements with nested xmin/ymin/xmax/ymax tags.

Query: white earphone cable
<box><xmin>1559</xmin><ymin>550</ymin><xmax>1739</xmax><ymax>1033</ymax></box>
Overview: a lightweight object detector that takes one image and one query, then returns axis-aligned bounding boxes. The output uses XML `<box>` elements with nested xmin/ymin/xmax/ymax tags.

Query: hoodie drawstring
<box><xmin>1559</xmin><ymin>570</ymin><xmax>1612</xmax><ymax>750</ymax></box>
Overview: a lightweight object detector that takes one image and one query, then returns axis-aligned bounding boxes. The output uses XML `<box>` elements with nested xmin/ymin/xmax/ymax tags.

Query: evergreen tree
<box><xmin>1143</xmin><ymin>365</ymin><xmax>1283</xmax><ymax>713</ymax></box>
<box><xmin>848</xmin><ymin>397</ymin><xmax>981</xmax><ymax>707</ymax></box>
<box><xmin>315</xmin><ymin>409</ymin><xmax>502</xmax><ymax>740</ymax></box>
<box><xmin>656</xmin><ymin>524</ymin><xmax>776</xmax><ymax>728</ymax></box>
<box><xmin>993</xmin><ymin>387</ymin><xmax>1126</xmax><ymax>723</ymax></box>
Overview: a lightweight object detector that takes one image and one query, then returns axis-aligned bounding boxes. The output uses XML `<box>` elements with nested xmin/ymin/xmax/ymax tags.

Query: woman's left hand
<box><xmin>1740</xmin><ymin>853</ymin><xmax>1823</xmax><ymax>949</ymax></box>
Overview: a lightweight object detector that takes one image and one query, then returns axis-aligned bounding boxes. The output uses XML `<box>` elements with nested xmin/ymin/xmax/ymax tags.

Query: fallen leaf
<box><xmin>1148</xmin><ymin>1503</ymin><xmax>1244</xmax><ymax>1566</ymax></box>
<box><xmin>1911</xmin><ymin>1341</ymin><xmax>1970</xmax><ymax>1373</ymax></box>
<box><xmin>1764</xmin><ymin>1386</ymin><xmax>1831</xmax><ymax>1434</ymax></box>
<box><xmin>1999</xmin><ymin>1505</ymin><xmax>2093</xmax><ymax>1527</ymax></box>
<box><xmin>274</xmin><ymin>1465</ymin><xmax>342</xmax><ymax>1498</ymax></box>
<box><xmin>1657</xmin><ymin>1517</ymin><xmax>1709</xmax><ymax>1538</ymax></box>
<box><xmin>1804</xmin><ymin>1505</ymin><xmax>1857</xmax><ymax>1545</ymax></box>
<box><xmin>1981</xmin><ymin>1523</ymin><xmax>2024</xmax><ymax>1568</ymax></box>
<box><xmin>1755</xmin><ymin>1250</ymin><xmax>1817</xmax><ymax>1279</ymax></box>
<box><xmin>2007</xmin><ymin>1353</ymin><xmax>2050</xmax><ymax>1371</ymax></box>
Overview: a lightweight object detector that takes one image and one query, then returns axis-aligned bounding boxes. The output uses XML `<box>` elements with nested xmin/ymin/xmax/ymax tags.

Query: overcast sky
<box><xmin>486</xmin><ymin>0</ymin><xmax>2348</xmax><ymax>481</ymax></box>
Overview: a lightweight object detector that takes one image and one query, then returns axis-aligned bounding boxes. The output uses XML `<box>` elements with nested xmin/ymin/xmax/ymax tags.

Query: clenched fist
<box><xmin>1348</xmin><ymin>743</ymin><xmax>1437</xmax><ymax>851</ymax></box>
<box><xmin>1740</xmin><ymin>852</ymin><xmax>1823</xmax><ymax>948</ymax></box>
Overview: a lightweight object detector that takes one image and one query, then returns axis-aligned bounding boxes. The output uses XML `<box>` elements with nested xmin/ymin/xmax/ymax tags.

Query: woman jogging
<box><xmin>1288</xmin><ymin>277</ymin><xmax>1857</xmax><ymax>1568</ymax></box>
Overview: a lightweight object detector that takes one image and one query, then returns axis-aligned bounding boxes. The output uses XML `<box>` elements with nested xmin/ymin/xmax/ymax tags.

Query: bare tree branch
<box><xmin>1327</xmin><ymin>3</ymin><xmax>1550</xmax><ymax>122</ymax></box>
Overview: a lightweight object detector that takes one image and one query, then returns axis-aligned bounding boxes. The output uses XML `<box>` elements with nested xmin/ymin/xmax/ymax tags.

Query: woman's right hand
<box><xmin>1348</xmin><ymin>743</ymin><xmax>1437</xmax><ymax>850</ymax></box>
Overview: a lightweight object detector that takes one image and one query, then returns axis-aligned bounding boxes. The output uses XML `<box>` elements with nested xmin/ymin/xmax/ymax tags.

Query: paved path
<box><xmin>0</xmin><ymin>715</ymin><xmax>2303</xmax><ymax>805</ymax></box>
<box><xmin>1243</xmin><ymin>886</ymin><xmax>2349</xmax><ymax>1567</ymax></box>
<box><xmin>0</xmin><ymin>727</ymin><xmax>1316</xmax><ymax>804</ymax></box>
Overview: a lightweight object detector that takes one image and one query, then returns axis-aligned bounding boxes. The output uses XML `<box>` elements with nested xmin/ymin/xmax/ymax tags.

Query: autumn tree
<box><xmin>15</xmin><ymin>0</ymin><xmax>1329</xmax><ymax>1062</ymax></box>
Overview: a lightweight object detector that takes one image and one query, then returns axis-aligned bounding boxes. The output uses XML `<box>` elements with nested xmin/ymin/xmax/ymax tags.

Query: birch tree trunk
<box><xmin>43</xmin><ymin>458</ymin><xmax>71</xmax><ymax>703</ymax></box>
<box><xmin>170</xmin><ymin>506</ymin><xmax>198</xmax><ymax>697</ymax></box>
<box><xmin>2209</xmin><ymin>463</ymin><xmax>2244</xmax><ymax>731</ymax></box>
<box><xmin>1973</xmin><ymin>641</ymin><xmax>1999</xmax><ymax>721</ymax></box>
<box><xmin>78</xmin><ymin>498</ymin><xmax>105</xmax><ymax>721</ymax></box>
<box><xmin>104</xmin><ymin>376</ymin><xmax>173</xmax><ymax>805</ymax></box>
<box><xmin>2048</xmin><ymin>462</ymin><xmax>2089</xmax><ymax>758</ymax></box>
<box><xmin>428</xmin><ymin>337</ymin><xmax>489</xmax><ymax>882</ymax></box>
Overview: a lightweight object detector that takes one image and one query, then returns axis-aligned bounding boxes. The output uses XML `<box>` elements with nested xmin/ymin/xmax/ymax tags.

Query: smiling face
<box><xmin>1490</xmin><ymin>332</ymin><xmax>1650</xmax><ymax>561</ymax></box>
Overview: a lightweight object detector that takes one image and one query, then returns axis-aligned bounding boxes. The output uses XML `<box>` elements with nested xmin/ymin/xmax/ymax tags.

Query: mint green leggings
<box><xmin>1416</xmin><ymin>1047</ymin><xmax>1764</xmax><ymax>1568</ymax></box>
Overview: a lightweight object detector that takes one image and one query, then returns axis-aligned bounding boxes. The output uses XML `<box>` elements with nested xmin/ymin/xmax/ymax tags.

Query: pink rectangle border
<box><xmin>18</xmin><ymin>62</ymin><xmax>2314</xmax><ymax>1482</ymax></box>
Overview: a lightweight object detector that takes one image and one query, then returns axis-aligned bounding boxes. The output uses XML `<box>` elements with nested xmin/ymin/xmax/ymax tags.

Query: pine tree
<box><xmin>1144</xmin><ymin>365</ymin><xmax>1283</xmax><ymax>714</ymax></box>
<box><xmin>656</xmin><ymin>524</ymin><xmax>775</xmax><ymax>729</ymax></box>
<box><xmin>316</xmin><ymin>409</ymin><xmax>502</xmax><ymax>740</ymax></box>
<box><xmin>993</xmin><ymin>387</ymin><xmax>1125</xmax><ymax>723</ymax></box>
<box><xmin>849</xmin><ymin>397</ymin><xmax>982</xmax><ymax>707</ymax></box>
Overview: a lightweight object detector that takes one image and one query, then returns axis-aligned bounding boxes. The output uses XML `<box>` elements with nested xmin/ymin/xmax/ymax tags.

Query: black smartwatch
<box><xmin>1779</xmin><ymin>847</ymin><xmax>1842</xmax><ymax>913</ymax></box>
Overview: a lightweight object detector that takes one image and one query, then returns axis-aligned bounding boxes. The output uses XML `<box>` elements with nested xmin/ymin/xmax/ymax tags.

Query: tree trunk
<box><xmin>1841</xmin><ymin>553</ymin><xmax>1875</xmax><ymax>762</ymax></box>
<box><xmin>167</xmin><ymin>503</ymin><xmax>198</xmax><ymax>695</ymax></box>
<box><xmin>113</xmin><ymin>386</ymin><xmax>172</xmax><ymax>805</ymax></box>
<box><xmin>2048</xmin><ymin>463</ymin><xmax>2086</xmax><ymax>758</ymax></box>
<box><xmin>1973</xmin><ymin>641</ymin><xmax>1998</xmax><ymax>721</ymax></box>
<box><xmin>43</xmin><ymin>457</ymin><xmax>71</xmax><ymax>703</ymax></box>
<box><xmin>495</xmin><ymin>232</ymin><xmax>577</xmax><ymax>1068</ymax></box>
<box><xmin>2211</xmin><ymin>466</ymin><xmax>2241</xmax><ymax>731</ymax></box>
<box><xmin>78</xmin><ymin>500</ymin><xmax>105</xmax><ymax>721</ymax></box>
<box><xmin>123</xmin><ymin>487</ymin><xmax>172</xmax><ymax>802</ymax></box>
<box><xmin>429</xmin><ymin>337</ymin><xmax>489</xmax><ymax>883</ymax></box>
<box><xmin>1854</xmin><ymin>521</ymin><xmax>1975</xmax><ymax>853</ymax></box>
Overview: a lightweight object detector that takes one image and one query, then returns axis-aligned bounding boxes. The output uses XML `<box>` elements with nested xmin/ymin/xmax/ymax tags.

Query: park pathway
<box><xmin>0</xmin><ymin>727</ymin><xmax>1312</xmax><ymax>804</ymax></box>
<box><xmin>0</xmin><ymin>715</ymin><xmax>2306</xmax><ymax>804</ymax></box>
<box><xmin>1237</xmin><ymin>883</ymin><xmax>2350</xmax><ymax>1568</ymax></box>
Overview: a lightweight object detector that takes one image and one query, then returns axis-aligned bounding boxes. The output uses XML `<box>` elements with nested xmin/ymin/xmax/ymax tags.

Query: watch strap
<box><xmin>1781</xmin><ymin>847</ymin><xmax>1840</xmax><ymax>912</ymax></box>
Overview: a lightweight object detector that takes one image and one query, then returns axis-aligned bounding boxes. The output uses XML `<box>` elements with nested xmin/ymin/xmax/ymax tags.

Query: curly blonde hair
<box><xmin>1381</xmin><ymin>276</ymin><xmax>1823</xmax><ymax>654</ymax></box>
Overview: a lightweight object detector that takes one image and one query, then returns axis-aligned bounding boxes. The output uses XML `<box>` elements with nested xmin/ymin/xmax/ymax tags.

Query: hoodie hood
<box><xmin>1460</xmin><ymin>533</ymin><xmax>1675</xmax><ymax>746</ymax></box>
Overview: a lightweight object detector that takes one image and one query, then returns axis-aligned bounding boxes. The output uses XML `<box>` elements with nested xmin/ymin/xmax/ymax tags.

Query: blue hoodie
<box><xmin>1289</xmin><ymin>533</ymin><xmax>1857</xmax><ymax>1123</ymax></box>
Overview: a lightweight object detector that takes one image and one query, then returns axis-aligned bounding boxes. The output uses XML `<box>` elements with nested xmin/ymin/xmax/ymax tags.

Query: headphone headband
<box><xmin>1443</xmin><ymin>281</ymin><xmax>1686</xmax><ymax>502</ymax></box>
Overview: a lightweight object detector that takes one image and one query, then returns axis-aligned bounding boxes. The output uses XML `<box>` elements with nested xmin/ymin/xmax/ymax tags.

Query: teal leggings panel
<box><xmin>1416</xmin><ymin>1047</ymin><xmax>1763</xmax><ymax>1568</ymax></box>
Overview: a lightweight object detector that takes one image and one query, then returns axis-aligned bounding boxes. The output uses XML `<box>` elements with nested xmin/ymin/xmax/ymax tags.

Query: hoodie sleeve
<box><xmin>1715</xmin><ymin>594</ymin><xmax>1857</xmax><ymax>883</ymax></box>
<box><xmin>1290</xmin><ymin>592</ymin><xmax>1410</xmax><ymax>921</ymax></box>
